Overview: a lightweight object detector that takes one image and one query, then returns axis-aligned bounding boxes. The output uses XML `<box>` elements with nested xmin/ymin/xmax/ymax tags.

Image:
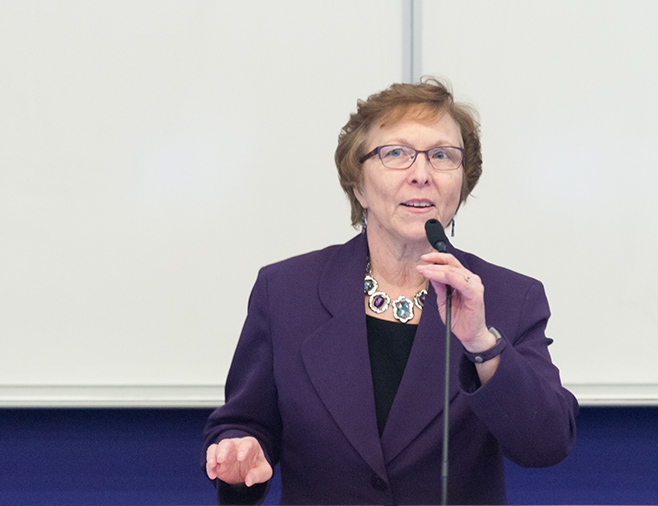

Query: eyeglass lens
<box><xmin>379</xmin><ymin>145</ymin><xmax>462</xmax><ymax>170</ymax></box>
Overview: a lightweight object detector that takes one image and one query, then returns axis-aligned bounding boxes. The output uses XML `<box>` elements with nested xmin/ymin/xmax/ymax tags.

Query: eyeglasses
<box><xmin>359</xmin><ymin>144</ymin><xmax>465</xmax><ymax>171</ymax></box>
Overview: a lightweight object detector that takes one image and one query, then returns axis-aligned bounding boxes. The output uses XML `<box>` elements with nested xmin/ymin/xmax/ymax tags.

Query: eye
<box><xmin>430</xmin><ymin>149</ymin><xmax>448</xmax><ymax>160</ymax></box>
<box><xmin>381</xmin><ymin>146</ymin><xmax>407</xmax><ymax>158</ymax></box>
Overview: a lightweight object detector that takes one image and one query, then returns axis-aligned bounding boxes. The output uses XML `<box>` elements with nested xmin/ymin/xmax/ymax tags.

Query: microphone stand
<box><xmin>441</xmin><ymin>285</ymin><xmax>452</xmax><ymax>506</ymax></box>
<box><xmin>424</xmin><ymin>218</ymin><xmax>452</xmax><ymax>506</ymax></box>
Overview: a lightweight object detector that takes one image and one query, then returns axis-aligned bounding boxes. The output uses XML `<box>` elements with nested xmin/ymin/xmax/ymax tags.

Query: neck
<box><xmin>365</xmin><ymin>231</ymin><xmax>432</xmax><ymax>289</ymax></box>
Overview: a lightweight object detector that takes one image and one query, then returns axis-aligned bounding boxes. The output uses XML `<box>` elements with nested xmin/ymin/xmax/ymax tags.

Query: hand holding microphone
<box><xmin>418</xmin><ymin>219</ymin><xmax>493</xmax><ymax>352</ymax></box>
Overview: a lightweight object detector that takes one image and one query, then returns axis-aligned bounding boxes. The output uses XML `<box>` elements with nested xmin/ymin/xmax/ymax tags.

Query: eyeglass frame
<box><xmin>359</xmin><ymin>144</ymin><xmax>465</xmax><ymax>171</ymax></box>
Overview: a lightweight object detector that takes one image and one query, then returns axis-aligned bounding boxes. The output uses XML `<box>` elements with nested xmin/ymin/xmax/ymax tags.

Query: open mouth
<box><xmin>402</xmin><ymin>200</ymin><xmax>434</xmax><ymax>208</ymax></box>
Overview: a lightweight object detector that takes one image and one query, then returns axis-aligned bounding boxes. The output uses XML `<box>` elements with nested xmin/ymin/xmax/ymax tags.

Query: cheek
<box><xmin>438</xmin><ymin>171</ymin><xmax>464</xmax><ymax>204</ymax></box>
<box><xmin>355</xmin><ymin>171</ymin><xmax>392</xmax><ymax>209</ymax></box>
<box><xmin>450</xmin><ymin>170</ymin><xmax>465</xmax><ymax>206</ymax></box>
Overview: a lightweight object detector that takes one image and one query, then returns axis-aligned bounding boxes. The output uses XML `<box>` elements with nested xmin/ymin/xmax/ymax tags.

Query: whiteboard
<box><xmin>3</xmin><ymin>0</ymin><xmax>657</xmax><ymax>407</ymax></box>
<box><xmin>0</xmin><ymin>0</ymin><xmax>403</xmax><ymax>406</ymax></box>
<box><xmin>422</xmin><ymin>0</ymin><xmax>658</xmax><ymax>404</ymax></box>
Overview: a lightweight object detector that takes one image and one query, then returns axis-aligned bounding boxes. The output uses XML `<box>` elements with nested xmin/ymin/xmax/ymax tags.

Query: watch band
<box><xmin>463</xmin><ymin>326</ymin><xmax>507</xmax><ymax>364</ymax></box>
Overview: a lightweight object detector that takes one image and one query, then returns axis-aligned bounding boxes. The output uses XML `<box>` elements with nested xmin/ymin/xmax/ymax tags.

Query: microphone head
<box><xmin>425</xmin><ymin>219</ymin><xmax>448</xmax><ymax>252</ymax></box>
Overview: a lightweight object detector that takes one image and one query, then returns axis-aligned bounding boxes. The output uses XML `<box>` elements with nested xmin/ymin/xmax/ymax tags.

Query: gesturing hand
<box><xmin>206</xmin><ymin>436</ymin><xmax>273</xmax><ymax>487</ymax></box>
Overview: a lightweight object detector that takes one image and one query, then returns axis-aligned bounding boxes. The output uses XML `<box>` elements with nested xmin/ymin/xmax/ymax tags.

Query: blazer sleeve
<box><xmin>202</xmin><ymin>267</ymin><xmax>283</xmax><ymax>504</ymax></box>
<box><xmin>459</xmin><ymin>277</ymin><xmax>578</xmax><ymax>468</ymax></box>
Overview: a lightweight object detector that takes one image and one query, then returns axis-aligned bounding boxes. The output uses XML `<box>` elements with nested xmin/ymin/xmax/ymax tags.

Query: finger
<box><xmin>420</xmin><ymin>251</ymin><xmax>464</xmax><ymax>268</ymax></box>
<box><xmin>206</xmin><ymin>444</ymin><xmax>217</xmax><ymax>464</ymax></box>
<box><xmin>206</xmin><ymin>460</ymin><xmax>218</xmax><ymax>480</ymax></box>
<box><xmin>244</xmin><ymin>461</ymin><xmax>274</xmax><ymax>487</ymax></box>
<box><xmin>215</xmin><ymin>438</ymin><xmax>240</xmax><ymax>463</ymax></box>
<box><xmin>206</xmin><ymin>445</ymin><xmax>220</xmax><ymax>479</ymax></box>
<box><xmin>417</xmin><ymin>263</ymin><xmax>480</xmax><ymax>289</ymax></box>
<box><xmin>445</xmin><ymin>269</ymin><xmax>481</xmax><ymax>290</ymax></box>
<box><xmin>416</xmin><ymin>263</ymin><xmax>458</xmax><ymax>285</ymax></box>
<box><xmin>236</xmin><ymin>436</ymin><xmax>260</xmax><ymax>462</ymax></box>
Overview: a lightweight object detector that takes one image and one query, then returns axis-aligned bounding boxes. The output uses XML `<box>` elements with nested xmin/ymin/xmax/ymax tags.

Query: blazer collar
<box><xmin>301</xmin><ymin>233</ymin><xmax>463</xmax><ymax>475</ymax></box>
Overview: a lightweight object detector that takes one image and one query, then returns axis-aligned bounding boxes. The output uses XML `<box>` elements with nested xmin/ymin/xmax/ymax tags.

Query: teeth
<box><xmin>405</xmin><ymin>202</ymin><xmax>431</xmax><ymax>207</ymax></box>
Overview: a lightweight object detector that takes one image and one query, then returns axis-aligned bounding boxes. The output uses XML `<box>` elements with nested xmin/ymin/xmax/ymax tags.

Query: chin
<box><xmin>401</xmin><ymin>223</ymin><xmax>431</xmax><ymax>245</ymax></box>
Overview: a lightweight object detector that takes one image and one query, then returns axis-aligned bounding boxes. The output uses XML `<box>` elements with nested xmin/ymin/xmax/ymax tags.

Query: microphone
<box><xmin>425</xmin><ymin>218</ymin><xmax>448</xmax><ymax>253</ymax></box>
<box><xmin>425</xmin><ymin>218</ymin><xmax>451</xmax><ymax>506</ymax></box>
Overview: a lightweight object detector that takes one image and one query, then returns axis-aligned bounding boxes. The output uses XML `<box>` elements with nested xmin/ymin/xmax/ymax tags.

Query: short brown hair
<box><xmin>335</xmin><ymin>77</ymin><xmax>483</xmax><ymax>227</ymax></box>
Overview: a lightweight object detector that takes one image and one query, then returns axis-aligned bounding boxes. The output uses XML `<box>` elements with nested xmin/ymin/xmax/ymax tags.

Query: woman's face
<box><xmin>355</xmin><ymin>113</ymin><xmax>464</xmax><ymax>248</ymax></box>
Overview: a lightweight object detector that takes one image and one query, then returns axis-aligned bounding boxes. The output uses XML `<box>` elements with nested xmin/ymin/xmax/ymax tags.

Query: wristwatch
<box><xmin>463</xmin><ymin>326</ymin><xmax>507</xmax><ymax>364</ymax></box>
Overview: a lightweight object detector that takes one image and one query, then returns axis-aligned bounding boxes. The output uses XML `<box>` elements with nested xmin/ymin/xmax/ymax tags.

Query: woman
<box><xmin>203</xmin><ymin>78</ymin><xmax>578</xmax><ymax>505</ymax></box>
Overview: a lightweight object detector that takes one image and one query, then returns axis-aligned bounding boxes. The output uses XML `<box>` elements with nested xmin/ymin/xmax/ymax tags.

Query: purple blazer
<box><xmin>203</xmin><ymin>233</ymin><xmax>578</xmax><ymax>505</ymax></box>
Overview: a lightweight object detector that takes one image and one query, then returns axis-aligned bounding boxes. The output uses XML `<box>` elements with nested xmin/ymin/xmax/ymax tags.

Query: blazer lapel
<box><xmin>379</xmin><ymin>280</ymin><xmax>464</xmax><ymax>463</ymax></box>
<box><xmin>301</xmin><ymin>234</ymin><xmax>388</xmax><ymax>478</ymax></box>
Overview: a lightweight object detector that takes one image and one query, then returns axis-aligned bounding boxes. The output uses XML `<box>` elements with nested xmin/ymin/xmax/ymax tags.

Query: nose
<box><xmin>408</xmin><ymin>153</ymin><xmax>433</xmax><ymax>186</ymax></box>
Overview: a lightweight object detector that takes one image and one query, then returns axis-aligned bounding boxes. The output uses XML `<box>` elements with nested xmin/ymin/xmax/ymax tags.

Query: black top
<box><xmin>366</xmin><ymin>315</ymin><xmax>417</xmax><ymax>436</ymax></box>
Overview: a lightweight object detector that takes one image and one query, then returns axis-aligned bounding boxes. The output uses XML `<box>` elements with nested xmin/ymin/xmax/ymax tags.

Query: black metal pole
<box><xmin>441</xmin><ymin>285</ymin><xmax>453</xmax><ymax>506</ymax></box>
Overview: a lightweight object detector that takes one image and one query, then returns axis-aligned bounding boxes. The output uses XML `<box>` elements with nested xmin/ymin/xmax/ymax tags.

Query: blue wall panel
<box><xmin>505</xmin><ymin>407</ymin><xmax>658</xmax><ymax>505</ymax></box>
<box><xmin>1</xmin><ymin>407</ymin><xmax>657</xmax><ymax>505</ymax></box>
<box><xmin>1</xmin><ymin>408</ymin><xmax>215</xmax><ymax>505</ymax></box>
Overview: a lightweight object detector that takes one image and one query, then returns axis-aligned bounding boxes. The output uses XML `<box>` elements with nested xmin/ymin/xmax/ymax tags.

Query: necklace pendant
<box><xmin>364</xmin><ymin>274</ymin><xmax>378</xmax><ymax>296</ymax></box>
<box><xmin>414</xmin><ymin>289</ymin><xmax>427</xmax><ymax>310</ymax></box>
<box><xmin>368</xmin><ymin>291</ymin><xmax>390</xmax><ymax>314</ymax></box>
<box><xmin>393</xmin><ymin>295</ymin><xmax>414</xmax><ymax>323</ymax></box>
